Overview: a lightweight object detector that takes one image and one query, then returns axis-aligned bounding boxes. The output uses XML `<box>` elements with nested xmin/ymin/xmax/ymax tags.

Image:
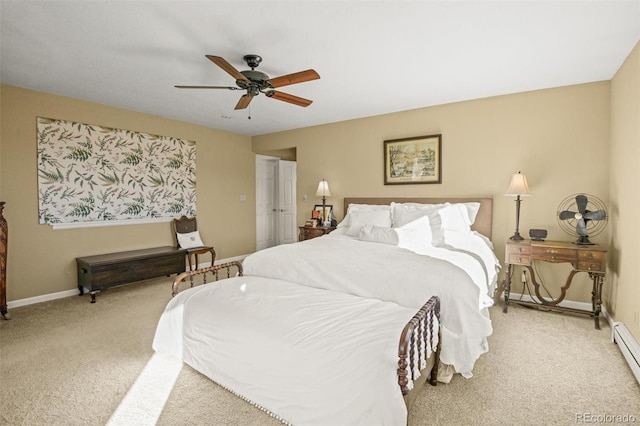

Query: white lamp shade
<box><xmin>316</xmin><ymin>180</ymin><xmax>331</xmax><ymax>197</ymax></box>
<box><xmin>505</xmin><ymin>172</ymin><xmax>531</xmax><ymax>196</ymax></box>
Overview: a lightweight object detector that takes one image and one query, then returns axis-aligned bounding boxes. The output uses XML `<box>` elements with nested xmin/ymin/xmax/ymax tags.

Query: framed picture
<box><xmin>384</xmin><ymin>134</ymin><xmax>442</xmax><ymax>185</ymax></box>
<box><xmin>313</xmin><ymin>204</ymin><xmax>333</xmax><ymax>223</ymax></box>
<box><xmin>305</xmin><ymin>219</ymin><xmax>318</xmax><ymax>228</ymax></box>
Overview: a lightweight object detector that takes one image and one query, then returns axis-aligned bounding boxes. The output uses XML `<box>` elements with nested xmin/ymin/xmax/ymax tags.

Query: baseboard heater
<box><xmin>612</xmin><ymin>322</ymin><xmax>640</xmax><ymax>385</ymax></box>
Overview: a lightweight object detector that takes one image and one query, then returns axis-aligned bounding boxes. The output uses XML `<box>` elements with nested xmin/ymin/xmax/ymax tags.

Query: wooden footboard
<box><xmin>398</xmin><ymin>296</ymin><xmax>441</xmax><ymax>396</ymax></box>
<box><xmin>172</xmin><ymin>261</ymin><xmax>244</xmax><ymax>296</ymax></box>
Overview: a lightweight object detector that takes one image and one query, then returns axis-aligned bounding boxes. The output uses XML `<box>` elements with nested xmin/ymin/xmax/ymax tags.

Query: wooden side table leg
<box><xmin>591</xmin><ymin>273</ymin><xmax>604</xmax><ymax>330</ymax></box>
<box><xmin>503</xmin><ymin>264</ymin><xmax>512</xmax><ymax>313</ymax></box>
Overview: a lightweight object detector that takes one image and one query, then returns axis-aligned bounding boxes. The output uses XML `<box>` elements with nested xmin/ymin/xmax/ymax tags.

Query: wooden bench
<box><xmin>76</xmin><ymin>246</ymin><xmax>186</xmax><ymax>303</ymax></box>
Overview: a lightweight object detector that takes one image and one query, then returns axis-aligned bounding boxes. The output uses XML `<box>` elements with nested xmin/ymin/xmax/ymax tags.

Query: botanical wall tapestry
<box><xmin>37</xmin><ymin>117</ymin><xmax>196</xmax><ymax>225</ymax></box>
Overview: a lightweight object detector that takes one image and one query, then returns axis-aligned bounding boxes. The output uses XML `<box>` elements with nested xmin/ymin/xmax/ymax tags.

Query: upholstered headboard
<box><xmin>343</xmin><ymin>197</ymin><xmax>493</xmax><ymax>240</ymax></box>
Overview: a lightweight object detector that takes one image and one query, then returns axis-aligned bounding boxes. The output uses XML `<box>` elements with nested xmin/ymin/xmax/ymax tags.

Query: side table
<box><xmin>502</xmin><ymin>239</ymin><xmax>607</xmax><ymax>329</ymax></box>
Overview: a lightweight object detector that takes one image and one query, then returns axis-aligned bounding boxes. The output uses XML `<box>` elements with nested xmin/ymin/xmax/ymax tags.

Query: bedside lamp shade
<box><xmin>316</xmin><ymin>179</ymin><xmax>331</xmax><ymax>198</ymax></box>
<box><xmin>505</xmin><ymin>172</ymin><xmax>530</xmax><ymax>196</ymax></box>
<box><xmin>505</xmin><ymin>172</ymin><xmax>531</xmax><ymax>241</ymax></box>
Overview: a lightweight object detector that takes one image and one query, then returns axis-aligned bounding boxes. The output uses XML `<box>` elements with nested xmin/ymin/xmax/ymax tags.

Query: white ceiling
<box><xmin>1</xmin><ymin>1</ymin><xmax>639</xmax><ymax>136</ymax></box>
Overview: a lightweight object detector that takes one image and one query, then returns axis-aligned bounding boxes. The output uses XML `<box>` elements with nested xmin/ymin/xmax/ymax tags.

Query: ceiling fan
<box><xmin>175</xmin><ymin>54</ymin><xmax>320</xmax><ymax>110</ymax></box>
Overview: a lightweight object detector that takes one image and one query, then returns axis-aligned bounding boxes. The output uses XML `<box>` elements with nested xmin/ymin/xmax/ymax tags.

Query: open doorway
<box><xmin>255</xmin><ymin>154</ymin><xmax>297</xmax><ymax>250</ymax></box>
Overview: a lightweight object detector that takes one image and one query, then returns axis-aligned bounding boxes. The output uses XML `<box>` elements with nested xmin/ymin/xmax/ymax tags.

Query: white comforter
<box><xmin>153</xmin><ymin>276</ymin><xmax>424</xmax><ymax>426</ymax></box>
<box><xmin>242</xmin><ymin>230</ymin><xmax>500</xmax><ymax>378</ymax></box>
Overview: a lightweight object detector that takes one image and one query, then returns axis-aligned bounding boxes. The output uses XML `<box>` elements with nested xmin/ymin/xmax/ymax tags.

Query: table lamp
<box><xmin>316</xmin><ymin>179</ymin><xmax>331</xmax><ymax>226</ymax></box>
<box><xmin>505</xmin><ymin>171</ymin><xmax>531</xmax><ymax>241</ymax></box>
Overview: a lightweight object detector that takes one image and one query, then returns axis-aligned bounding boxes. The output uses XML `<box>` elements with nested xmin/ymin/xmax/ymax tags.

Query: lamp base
<box><xmin>509</xmin><ymin>232</ymin><xmax>524</xmax><ymax>241</ymax></box>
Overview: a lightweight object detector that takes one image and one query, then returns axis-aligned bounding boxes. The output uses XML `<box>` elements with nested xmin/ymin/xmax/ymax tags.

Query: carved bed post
<box><xmin>0</xmin><ymin>202</ymin><xmax>9</xmax><ymax>320</ymax></box>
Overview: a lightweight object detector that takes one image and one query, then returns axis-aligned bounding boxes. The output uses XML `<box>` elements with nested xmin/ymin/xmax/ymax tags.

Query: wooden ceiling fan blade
<box><xmin>175</xmin><ymin>85</ymin><xmax>240</xmax><ymax>90</ymax></box>
<box><xmin>268</xmin><ymin>69</ymin><xmax>320</xmax><ymax>88</ymax></box>
<box><xmin>206</xmin><ymin>55</ymin><xmax>249</xmax><ymax>81</ymax></box>
<box><xmin>266</xmin><ymin>90</ymin><xmax>313</xmax><ymax>107</ymax></box>
<box><xmin>234</xmin><ymin>94</ymin><xmax>253</xmax><ymax>110</ymax></box>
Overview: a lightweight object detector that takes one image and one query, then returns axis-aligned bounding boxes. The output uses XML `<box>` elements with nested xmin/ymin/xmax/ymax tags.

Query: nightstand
<box><xmin>298</xmin><ymin>226</ymin><xmax>335</xmax><ymax>241</ymax></box>
<box><xmin>502</xmin><ymin>239</ymin><xmax>607</xmax><ymax>329</ymax></box>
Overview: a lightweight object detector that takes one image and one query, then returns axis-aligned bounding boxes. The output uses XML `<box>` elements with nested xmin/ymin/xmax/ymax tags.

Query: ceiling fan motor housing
<box><xmin>237</xmin><ymin>71</ymin><xmax>271</xmax><ymax>97</ymax></box>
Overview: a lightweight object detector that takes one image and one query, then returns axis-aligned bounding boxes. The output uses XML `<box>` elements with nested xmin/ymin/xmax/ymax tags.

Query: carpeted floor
<box><xmin>1</xmin><ymin>276</ymin><xmax>638</xmax><ymax>426</ymax></box>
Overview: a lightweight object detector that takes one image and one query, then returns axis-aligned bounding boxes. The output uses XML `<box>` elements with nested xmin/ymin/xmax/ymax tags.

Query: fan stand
<box><xmin>574</xmin><ymin>235</ymin><xmax>594</xmax><ymax>245</ymax></box>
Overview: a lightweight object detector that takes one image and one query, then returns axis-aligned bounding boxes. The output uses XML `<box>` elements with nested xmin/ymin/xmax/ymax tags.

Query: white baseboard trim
<box><xmin>8</xmin><ymin>288</ymin><xmax>81</xmax><ymax>309</ymax></box>
<box><xmin>612</xmin><ymin>322</ymin><xmax>640</xmax><ymax>385</ymax></box>
<box><xmin>7</xmin><ymin>254</ymin><xmax>250</xmax><ymax>309</ymax></box>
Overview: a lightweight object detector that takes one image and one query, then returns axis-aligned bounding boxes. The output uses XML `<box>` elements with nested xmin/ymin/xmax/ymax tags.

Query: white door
<box><xmin>255</xmin><ymin>156</ymin><xmax>297</xmax><ymax>250</ymax></box>
<box><xmin>256</xmin><ymin>156</ymin><xmax>277</xmax><ymax>250</ymax></box>
<box><xmin>278</xmin><ymin>160</ymin><xmax>297</xmax><ymax>244</ymax></box>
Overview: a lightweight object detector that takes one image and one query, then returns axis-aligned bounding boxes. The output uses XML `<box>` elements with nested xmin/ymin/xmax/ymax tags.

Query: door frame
<box><xmin>255</xmin><ymin>155</ymin><xmax>297</xmax><ymax>250</ymax></box>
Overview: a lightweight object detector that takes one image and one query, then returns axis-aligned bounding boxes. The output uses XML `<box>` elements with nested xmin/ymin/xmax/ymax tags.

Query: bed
<box><xmin>153</xmin><ymin>262</ymin><xmax>441</xmax><ymax>425</ymax></box>
<box><xmin>153</xmin><ymin>196</ymin><xmax>498</xmax><ymax>425</ymax></box>
<box><xmin>242</xmin><ymin>197</ymin><xmax>499</xmax><ymax>381</ymax></box>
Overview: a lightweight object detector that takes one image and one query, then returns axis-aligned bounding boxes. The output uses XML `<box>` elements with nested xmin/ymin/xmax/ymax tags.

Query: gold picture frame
<box><xmin>384</xmin><ymin>134</ymin><xmax>442</xmax><ymax>185</ymax></box>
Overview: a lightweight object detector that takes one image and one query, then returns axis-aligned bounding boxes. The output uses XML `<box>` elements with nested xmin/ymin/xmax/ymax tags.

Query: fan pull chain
<box><xmin>248</xmin><ymin>105</ymin><xmax>251</xmax><ymax>120</ymax></box>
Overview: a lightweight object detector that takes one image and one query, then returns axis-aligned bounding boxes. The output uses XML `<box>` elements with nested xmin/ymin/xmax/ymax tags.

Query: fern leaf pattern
<box><xmin>36</xmin><ymin>117</ymin><xmax>196</xmax><ymax>224</ymax></box>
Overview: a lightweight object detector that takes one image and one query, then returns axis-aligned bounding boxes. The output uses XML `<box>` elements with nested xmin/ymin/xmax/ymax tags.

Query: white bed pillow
<box><xmin>359</xmin><ymin>224</ymin><xmax>399</xmax><ymax>245</ymax></box>
<box><xmin>462</xmin><ymin>202</ymin><xmax>481</xmax><ymax>225</ymax></box>
<box><xmin>438</xmin><ymin>203</ymin><xmax>474</xmax><ymax>232</ymax></box>
<box><xmin>391</xmin><ymin>202</ymin><xmax>447</xmax><ymax>246</ymax></box>
<box><xmin>392</xmin><ymin>201</ymin><xmax>481</xmax><ymax>246</ymax></box>
<box><xmin>338</xmin><ymin>204</ymin><xmax>391</xmax><ymax>228</ymax></box>
<box><xmin>177</xmin><ymin>231</ymin><xmax>204</xmax><ymax>249</ymax></box>
<box><xmin>390</xmin><ymin>202</ymin><xmax>446</xmax><ymax>228</ymax></box>
<box><xmin>346</xmin><ymin>209</ymin><xmax>392</xmax><ymax>236</ymax></box>
<box><xmin>394</xmin><ymin>215</ymin><xmax>433</xmax><ymax>253</ymax></box>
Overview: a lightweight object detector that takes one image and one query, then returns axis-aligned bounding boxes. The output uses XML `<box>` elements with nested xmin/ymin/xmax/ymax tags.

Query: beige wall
<box><xmin>0</xmin><ymin>85</ymin><xmax>256</xmax><ymax>301</ymax></box>
<box><xmin>254</xmin><ymin>82</ymin><xmax>612</xmax><ymax>303</ymax></box>
<box><xmin>3</xmin><ymin>47</ymin><xmax>637</xmax><ymax>339</ymax></box>
<box><xmin>609</xmin><ymin>41</ymin><xmax>640</xmax><ymax>340</ymax></box>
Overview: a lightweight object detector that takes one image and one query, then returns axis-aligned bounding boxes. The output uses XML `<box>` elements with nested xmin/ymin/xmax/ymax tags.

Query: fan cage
<box><xmin>557</xmin><ymin>193</ymin><xmax>608</xmax><ymax>240</ymax></box>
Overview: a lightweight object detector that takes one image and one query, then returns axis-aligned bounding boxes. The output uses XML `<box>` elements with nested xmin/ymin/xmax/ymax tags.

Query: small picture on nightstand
<box><xmin>305</xmin><ymin>219</ymin><xmax>318</xmax><ymax>227</ymax></box>
<box><xmin>313</xmin><ymin>205</ymin><xmax>333</xmax><ymax>223</ymax></box>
